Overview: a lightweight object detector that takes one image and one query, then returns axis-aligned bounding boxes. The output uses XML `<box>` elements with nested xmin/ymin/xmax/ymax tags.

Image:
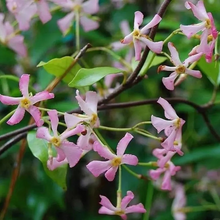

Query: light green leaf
<box><xmin>27</xmin><ymin>131</ymin><xmax>67</xmax><ymax>190</ymax></box>
<box><xmin>37</xmin><ymin>56</ymin><xmax>81</xmax><ymax>84</ymax></box>
<box><xmin>68</xmin><ymin>67</ymin><xmax>122</xmax><ymax>88</ymax></box>
<box><xmin>132</xmin><ymin>51</ymin><xmax>167</xmax><ymax>75</ymax></box>
<box><xmin>198</xmin><ymin>57</ymin><xmax>220</xmax><ymax>86</ymax></box>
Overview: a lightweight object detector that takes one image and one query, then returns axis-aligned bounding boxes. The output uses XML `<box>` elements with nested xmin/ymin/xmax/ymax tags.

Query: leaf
<box><xmin>27</xmin><ymin>131</ymin><xmax>67</xmax><ymax>190</ymax></box>
<box><xmin>198</xmin><ymin>56</ymin><xmax>220</xmax><ymax>86</ymax></box>
<box><xmin>132</xmin><ymin>51</ymin><xmax>167</xmax><ymax>75</ymax></box>
<box><xmin>68</xmin><ymin>67</ymin><xmax>122</xmax><ymax>88</ymax></box>
<box><xmin>37</xmin><ymin>56</ymin><xmax>81</xmax><ymax>84</ymax></box>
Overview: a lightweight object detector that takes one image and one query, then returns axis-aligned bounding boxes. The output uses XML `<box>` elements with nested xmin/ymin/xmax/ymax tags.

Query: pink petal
<box><xmin>157</xmin><ymin>151</ymin><xmax>176</xmax><ymax>168</ymax></box>
<box><xmin>77</xmin><ymin>129</ymin><xmax>94</xmax><ymax>151</ymax></box>
<box><xmin>208</xmin><ymin>13</ymin><xmax>218</xmax><ymax>39</ymax></box>
<box><xmin>60</xmin><ymin>141</ymin><xmax>82</xmax><ymax>167</ymax></box>
<box><xmin>167</xmin><ymin>42</ymin><xmax>181</xmax><ymax>66</ymax></box>
<box><xmin>134</xmin><ymin>39</ymin><xmax>142</xmax><ymax>61</ymax></box>
<box><xmin>140</xmin><ymin>14</ymin><xmax>162</xmax><ymax>34</ymax></box>
<box><xmin>153</xmin><ymin>148</ymin><xmax>167</xmax><ymax>159</ymax></box>
<box><xmin>0</xmin><ymin>95</ymin><xmax>21</xmax><ymax>105</ymax></box>
<box><xmin>125</xmin><ymin>204</ymin><xmax>146</xmax><ymax>214</ymax></box>
<box><xmin>121</xmin><ymin>191</ymin><xmax>134</xmax><ymax>209</ymax></box>
<box><xmin>19</xmin><ymin>74</ymin><xmax>29</xmax><ymax>97</ymax></box>
<box><xmin>86</xmin><ymin>160</ymin><xmax>111</xmax><ymax>177</ymax></box>
<box><xmin>60</xmin><ymin>124</ymin><xmax>85</xmax><ymax>141</ymax></box>
<box><xmin>82</xmin><ymin>0</ymin><xmax>99</xmax><ymax>14</ymax></box>
<box><xmin>36</xmin><ymin>127</ymin><xmax>53</xmax><ymax>141</ymax></box>
<box><xmin>180</xmin><ymin>22</ymin><xmax>206</xmax><ymax>39</ymax></box>
<box><xmin>99</xmin><ymin>195</ymin><xmax>117</xmax><ymax>211</ymax></box>
<box><xmin>117</xmin><ymin>133</ymin><xmax>133</xmax><ymax>156</ymax></box>
<box><xmin>185</xmin><ymin>1</ymin><xmax>208</xmax><ymax>21</ymax></box>
<box><xmin>64</xmin><ymin>113</ymin><xmax>83</xmax><ymax>128</ymax></box>
<box><xmin>185</xmin><ymin>69</ymin><xmax>202</xmax><ymax>78</ymax></box>
<box><xmin>56</xmin><ymin>147</ymin><xmax>66</xmax><ymax>162</ymax></box>
<box><xmin>47</xmin><ymin>158</ymin><xmax>68</xmax><ymax>170</ymax></box>
<box><xmin>7</xmin><ymin>106</ymin><xmax>25</xmax><ymax>125</ymax></box>
<box><xmin>184</xmin><ymin>52</ymin><xmax>203</xmax><ymax>66</ymax></box>
<box><xmin>162</xmin><ymin>72</ymin><xmax>178</xmax><ymax>90</ymax></box>
<box><xmin>151</xmin><ymin>115</ymin><xmax>174</xmax><ymax>133</ymax></box>
<box><xmin>161</xmin><ymin>171</ymin><xmax>172</xmax><ymax>191</ymax></box>
<box><xmin>36</xmin><ymin>0</ymin><xmax>51</xmax><ymax>24</ymax></box>
<box><xmin>105</xmin><ymin>166</ymin><xmax>118</xmax><ymax>181</ymax></box>
<box><xmin>0</xmin><ymin>14</ymin><xmax>7</xmax><ymax>40</ymax></box>
<box><xmin>30</xmin><ymin>91</ymin><xmax>54</xmax><ymax>104</ymax></box>
<box><xmin>98</xmin><ymin>207</ymin><xmax>115</xmax><ymax>215</ymax></box>
<box><xmin>134</xmin><ymin>11</ymin><xmax>143</xmax><ymax>29</ymax></box>
<box><xmin>139</xmin><ymin>37</ymin><xmax>163</xmax><ymax>54</ymax></box>
<box><xmin>48</xmin><ymin>110</ymin><xmax>58</xmax><ymax>136</ymax></box>
<box><xmin>120</xmin><ymin>20</ymin><xmax>131</xmax><ymax>36</ymax></box>
<box><xmin>157</xmin><ymin>97</ymin><xmax>179</xmax><ymax>120</ymax></box>
<box><xmin>121</xmin><ymin>32</ymin><xmax>133</xmax><ymax>44</ymax></box>
<box><xmin>27</xmin><ymin>105</ymin><xmax>43</xmax><ymax>127</ymax></box>
<box><xmin>85</xmin><ymin>91</ymin><xmax>98</xmax><ymax>114</ymax></box>
<box><xmin>93</xmin><ymin>141</ymin><xmax>116</xmax><ymax>159</ymax></box>
<box><xmin>80</xmin><ymin>16</ymin><xmax>99</xmax><ymax>32</ymax></box>
<box><xmin>8</xmin><ymin>35</ymin><xmax>27</xmax><ymax>57</ymax></box>
<box><xmin>149</xmin><ymin>168</ymin><xmax>165</xmax><ymax>180</ymax></box>
<box><xmin>122</xmin><ymin>154</ymin><xmax>138</xmax><ymax>166</ymax></box>
<box><xmin>58</xmin><ymin>12</ymin><xmax>75</xmax><ymax>35</ymax></box>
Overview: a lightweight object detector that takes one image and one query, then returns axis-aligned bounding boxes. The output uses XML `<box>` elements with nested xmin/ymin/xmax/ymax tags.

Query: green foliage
<box><xmin>37</xmin><ymin>56</ymin><xmax>81</xmax><ymax>84</ymax></box>
<box><xmin>198</xmin><ymin>57</ymin><xmax>220</xmax><ymax>86</ymax></box>
<box><xmin>68</xmin><ymin>67</ymin><xmax>122</xmax><ymax>87</ymax></box>
<box><xmin>27</xmin><ymin>131</ymin><xmax>67</xmax><ymax>190</ymax></box>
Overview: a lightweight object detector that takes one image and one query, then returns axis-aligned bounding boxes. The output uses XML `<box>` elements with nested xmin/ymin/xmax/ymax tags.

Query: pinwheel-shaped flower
<box><xmin>0</xmin><ymin>13</ymin><xmax>27</xmax><ymax>56</ymax></box>
<box><xmin>86</xmin><ymin>133</ymin><xmax>138</xmax><ymax>181</ymax></box>
<box><xmin>52</xmin><ymin>0</ymin><xmax>99</xmax><ymax>35</ymax></box>
<box><xmin>158</xmin><ymin>42</ymin><xmax>202</xmax><ymax>90</ymax></box>
<box><xmin>6</xmin><ymin>0</ymin><xmax>51</xmax><ymax>31</ymax></box>
<box><xmin>99</xmin><ymin>191</ymin><xmax>146</xmax><ymax>219</ymax></box>
<box><xmin>151</xmin><ymin>97</ymin><xmax>185</xmax><ymax>154</ymax></box>
<box><xmin>0</xmin><ymin>74</ymin><xmax>54</xmax><ymax>126</ymax></box>
<box><xmin>36</xmin><ymin>110</ymin><xmax>85</xmax><ymax>170</ymax></box>
<box><xmin>180</xmin><ymin>1</ymin><xmax>218</xmax><ymax>39</ymax></box>
<box><xmin>121</xmin><ymin>11</ymin><xmax>163</xmax><ymax>61</ymax></box>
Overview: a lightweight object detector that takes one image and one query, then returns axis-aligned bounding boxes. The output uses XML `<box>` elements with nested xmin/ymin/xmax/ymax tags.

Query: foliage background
<box><xmin>1</xmin><ymin>0</ymin><xmax>220</xmax><ymax>219</ymax></box>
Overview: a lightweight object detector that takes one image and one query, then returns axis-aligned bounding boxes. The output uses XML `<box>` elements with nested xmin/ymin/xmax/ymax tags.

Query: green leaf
<box><xmin>198</xmin><ymin>57</ymin><xmax>220</xmax><ymax>86</ymax></box>
<box><xmin>132</xmin><ymin>51</ymin><xmax>167</xmax><ymax>75</ymax></box>
<box><xmin>27</xmin><ymin>131</ymin><xmax>67</xmax><ymax>190</ymax></box>
<box><xmin>37</xmin><ymin>56</ymin><xmax>81</xmax><ymax>84</ymax></box>
<box><xmin>68</xmin><ymin>67</ymin><xmax>122</xmax><ymax>88</ymax></box>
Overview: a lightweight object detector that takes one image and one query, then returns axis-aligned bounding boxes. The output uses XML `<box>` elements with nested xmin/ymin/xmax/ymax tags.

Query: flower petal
<box><xmin>7</xmin><ymin>106</ymin><xmax>25</xmax><ymax>125</ymax></box>
<box><xmin>117</xmin><ymin>133</ymin><xmax>133</xmax><ymax>156</ymax></box>
<box><xmin>121</xmin><ymin>191</ymin><xmax>134</xmax><ymax>209</ymax></box>
<box><xmin>0</xmin><ymin>95</ymin><xmax>21</xmax><ymax>105</ymax></box>
<box><xmin>8</xmin><ymin>35</ymin><xmax>27</xmax><ymax>57</ymax></box>
<box><xmin>58</xmin><ymin>12</ymin><xmax>75</xmax><ymax>35</ymax></box>
<box><xmin>99</xmin><ymin>195</ymin><xmax>117</xmax><ymax>211</ymax></box>
<box><xmin>85</xmin><ymin>91</ymin><xmax>98</xmax><ymax>114</ymax></box>
<box><xmin>134</xmin><ymin>11</ymin><xmax>143</xmax><ymax>29</ymax></box>
<box><xmin>19</xmin><ymin>74</ymin><xmax>29</xmax><ymax>97</ymax></box>
<box><xmin>185</xmin><ymin>69</ymin><xmax>202</xmax><ymax>78</ymax></box>
<box><xmin>125</xmin><ymin>204</ymin><xmax>146</xmax><ymax>214</ymax></box>
<box><xmin>168</xmin><ymin>42</ymin><xmax>182</xmax><ymax>66</ymax></box>
<box><xmin>162</xmin><ymin>72</ymin><xmax>178</xmax><ymax>91</ymax></box>
<box><xmin>93</xmin><ymin>141</ymin><xmax>116</xmax><ymax>159</ymax></box>
<box><xmin>36</xmin><ymin>127</ymin><xmax>52</xmax><ymax>141</ymax></box>
<box><xmin>48</xmin><ymin>110</ymin><xmax>59</xmax><ymax>136</ymax></box>
<box><xmin>64</xmin><ymin>113</ymin><xmax>83</xmax><ymax>128</ymax></box>
<box><xmin>27</xmin><ymin>105</ymin><xmax>44</xmax><ymax>127</ymax></box>
<box><xmin>180</xmin><ymin>22</ymin><xmax>206</xmax><ymax>39</ymax></box>
<box><xmin>82</xmin><ymin>0</ymin><xmax>99</xmax><ymax>14</ymax></box>
<box><xmin>122</xmin><ymin>154</ymin><xmax>138</xmax><ymax>165</ymax></box>
<box><xmin>121</xmin><ymin>32</ymin><xmax>133</xmax><ymax>44</ymax></box>
<box><xmin>86</xmin><ymin>160</ymin><xmax>111</xmax><ymax>177</ymax></box>
<box><xmin>36</xmin><ymin>0</ymin><xmax>51</xmax><ymax>24</ymax></box>
<box><xmin>60</xmin><ymin>124</ymin><xmax>85</xmax><ymax>141</ymax></box>
<box><xmin>184</xmin><ymin>52</ymin><xmax>203</xmax><ymax>66</ymax></box>
<box><xmin>140</xmin><ymin>14</ymin><xmax>161</xmax><ymax>34</ymax></box>
<box><xmin>105</xmin><ymin>166</ymin><xmax>118</xmax><ymax>181</ymax></box>
<box><xmin>80</xmin><ymin>16</ymin><xmax>99</xmax><ymax>32</ymax></box>
<box><xmin>151</xmin><ymin>115</ymin><xmax>174</xmax><ymax>133</ymax></box>
<box><xmin>139</xmin><ymin>37</ymin><xmax>163</xmax><ymax>54</ymax></box>
<box><xmin>47</xmin><ymin>157</ymin><xmax>68</xmax><ymax>170</ymax></box>
<box><xmin>30</xmin><ymin>91</ymin><xmax>54</xmax><ymax>104</ymax></box>
<box><xmin>134</xmin><ymin>39</ymin><xmax>142</xmax><ymax>61</ymax></box>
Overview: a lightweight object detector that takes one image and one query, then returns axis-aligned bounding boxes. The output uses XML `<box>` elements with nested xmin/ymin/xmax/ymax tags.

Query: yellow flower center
<box><xmin>20</xmin><ymin>98</ymin><xmax>31</xmax><ymax>109</ymax></box>
<box><xmin>206</xmin><ymin>19</ymin><xmax>211</xmax><ymax>29</ymax></box>
<box><xmin>111</xmin><ymin>157</ymin><xmax>122</xmax><ymax>167</ymax></box>
<box><xmin>207</xmin><ymin>34</ymin><xmax>213</xmax><ymax>42</ymax></box>
<box><xmin>50</xmin><ymin>137</ymin><xmax>61</xmax><ymax>147</ymax></box>
<box><xmin>91</xmin><ymin>113</ymin><xmax>98</xmax><ymax>126</ymax></box>
<box><xmin>133</xmin><ymin>30</ymin><xmax>140</xmax><ymax>38</ymax></box>
<box><xmin>114</xmin><ymin>210</ymin><xmax>125</xmax><ymax>216</ymax></box>
<box><xmin>176</xmin><ymin>65</ymin><xmax>186</xmax><ymax>74</ymax></box>
<box><xmin>173</xmin><ymin>140</ymin><xmax>179</xmax><ymax>145</ymax></box>
<box><xmin>174</xmin><ymin>118</ymin><xmax>181</xmax><ymax>128</ymax></box>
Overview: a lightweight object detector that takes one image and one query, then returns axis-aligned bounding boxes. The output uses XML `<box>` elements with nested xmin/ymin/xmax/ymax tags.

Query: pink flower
<box><xmin>6</xmin><ymin>0</ymin><xmax>51</xmax><ymax>31</ymax></box>
<box><xmin>172</xmin><ymin>184</ymin><xmax>186</xmax><ymax>220</ymax></box>
<box><xmin>86</xmin><ymin>133</ymin><xmax>138</xmax><ymax>181</ymax></box>
<box><xmin>180</xmin><ymin>1</ymin><xmax>217</xmax><ymax>39</ymax></box>
<box><xmin>0</xmin><ymin>74</ymin><xmax>54</xmax><ymax>126</ymax></box>
<box><xmin>158</xmin><ymin>42</ymin><xmax>202</xmax><ymax>90</ymax></box>
<box><xmin>36</xmin><ymin>110</ymin><xmax>85</xmax><ymax>170</ymax></box>
<box><xmin>99</xmin><ymin>191</ymin><xmax>146</xmax><ymax>219</ymax></box>
<box><xmin>150</xmin><ymin>161</ymin><xmax>181</xmax><ymax>191</ymax></box>
<box><xmin>52</xmin><ymin>0</ymin><xmax>99</xmax><ymax>35</ymax></box>
<box><xmin>121</xmin><ymin>11</ymin><xmax>163</xmax><ymax>61</ymax></box>
<box><xmin>151</xmin><ymin>97</ymin><xmax>185</xmax><ymax>154</ymax></box>
<box><xmin>0</xmin><ymin>13</ymin><xmax>27</xmax><ymax>56</ymax></box>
